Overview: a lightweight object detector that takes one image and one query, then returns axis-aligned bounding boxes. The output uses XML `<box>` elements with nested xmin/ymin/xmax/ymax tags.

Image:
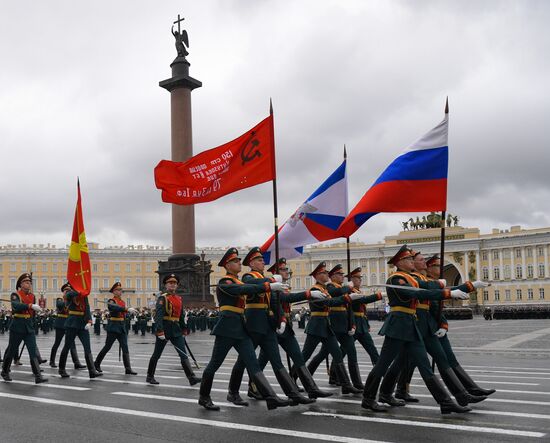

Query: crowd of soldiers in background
<box><xmin>483</xmin><ymin>305</ymin><xmax>550</xmax><ymax>320</ymax></box>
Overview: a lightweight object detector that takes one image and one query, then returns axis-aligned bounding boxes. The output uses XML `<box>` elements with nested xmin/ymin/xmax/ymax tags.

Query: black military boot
<box><xmin>85</xmin><ymin>353</ymin><xmax>102</xmax><ymax>379</ymax></box>
<box><xmin>361</xmin><ymin>372</ymin><xmax>388</xmax><ymax>412</ymax></box>
<box><xmin>252</xmin><ymin>372</ymin><xmax>291</xmax><ymax>410</ymax></box>
<box><xmin>49</xmin><ymin>347</ymin><xmax>57</xmax><ymax>368</ymax></box>
<box><xmin>181</xmin><ymin>358</ymin><xmax>200</xmax><ymax>385</ymax></box>
<box><xmin>439</xmin><ymin>367</ymin><xmax>487</xmax><ymax>406</ymax></box>
<box><xmin>1</xmin><ymin>355</ymin><xmax>13</xmax><ymax>381</ymax></box>
<box><xmin>36</xmin><ymin>350</ymin><xmax>47</xmax><ymax>365</ymax></box>
<box><xmin>31</xmin><ymin>358</ymin><xmax>48</xmax><ymax>384</ymax></box>
<box><xmin>378</xmin><ymin>369</ymin><xmax>405</xmax><ymax>406</ymax></box>
<box><xmin>93</xmin><ymin>352</ymin><xmax>105</xmax><ymax>373</ymax></box>
<box><xmin>58</xmin><ymin>349</ymin><xmax>70</xmax><ymax>378</ymax></box>
<box><xmin>71</xmin><ymin>346</ymin><xmax>86</xmax><ymax>370</ymax></box>
<box><xmin>198</xmin><ymin>372</ymin><xmax>220</xmax><ymax>411</ymax></box>
<box><xmin>306</xmin><ymin>352</ymin><xmax>324</xmax><ymax>378</ymax></box>
<box><xmin>295</xmin><ymin>365</ymin><xmax>333</xmax><ymax>399</ymax></box>
<box><xmin>424</xmin><ymin>375</ymin><xmax>471</xmax><ymax>414</ymax></box>
<box><xmin>146</xmin><ymin>358</ymin><xmax>159</xmax><ymax>384</ymax></box>
<box><xmin>334</xmin><ymin>362</ymin><xmax>362</xmax><ymax>394</ymax></box>
<box><xmin>395</xmin><ymin>366</ymin><xmax>418</xmax><ymax>402</ymax></box>
<box><xmin>349</xmin><ymin>361</ymin><xmax>364</xmax><ymax>390</ymax></box>
<box><xmin>123</xmin><ymin>353</ymin><xmax>137</xmax><ymax>375</ymax></box>
<box><xmin>328</xmin><ymin>360</ymin><xmax>340</xmax><ymax>386</ymax></box>
<box><xmin>247</xmin><ymin>381</ymin><xmax>264</xmax><ymax>400</ymax></box>
<box><xmin>226</xmin><ymin>365</ymin><xmax>248</xmax><ymax>406</ymax></box>
<box><xmin>274</xmin><ymin>368</ymin><xmax>316</xmax><ymax>405</ymax></box>
<box><xmin>453</xmin><ymin>364</ymin><xmax>496</xmax><ymax>396</ymax></box>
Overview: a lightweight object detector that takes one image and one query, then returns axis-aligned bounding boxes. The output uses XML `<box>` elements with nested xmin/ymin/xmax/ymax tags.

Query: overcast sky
<box><xmin>1</xmin><ymin>0</ymin><xmax>549</xmax><ymax>250</ymax></box>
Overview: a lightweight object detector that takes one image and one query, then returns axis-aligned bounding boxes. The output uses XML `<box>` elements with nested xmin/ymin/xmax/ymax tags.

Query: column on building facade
<box><xmin>476</xmin><ymin>251</ymin><xmax>481</xmax><ymax>282</ymax></box>
<box><xmin>544</xmin><ymin>245</ymin><xmax>549</xmax><ymax>277</ymax></box>
<box><xmin>521</xmin><ymin>247</ymin><xmax>527</xmax><ymax>280</ymax></box>
<box><xmin>376</xmin><ymin>257</ymin><xmax>381</xmax><ymax>284</ymax></box>
<box><xmin>463</xmin><ymin>251</ymin><xmax>469</xmax><ymax>281</ymax></box>
<box><xmin>488</xmin><ymin>249</ymin><xmax>493</xmax><ymax>281</ymax></box>
<box><xmin>366</xmin><ymin>257</ymin><xmax>372</xmax><ymax>286</ymax></box>
<box><xmin>510</xmin><ymin>248</ymin><xmax>515</xmax><ymax>280</ymax></box>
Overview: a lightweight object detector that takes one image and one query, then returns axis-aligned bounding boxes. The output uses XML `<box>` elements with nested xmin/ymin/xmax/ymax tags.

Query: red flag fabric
<box><xmin>67</xmin><ymin>181</ymin><xmax>92</xmax><ymax>296</ymax></box>
<box><xmin>154</xmin><ymin>115</ymin><xmax>275</xmax><ymax>205</ymax></box>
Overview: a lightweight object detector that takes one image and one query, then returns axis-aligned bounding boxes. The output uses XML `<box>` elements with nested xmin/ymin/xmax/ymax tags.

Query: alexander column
<box><xmin>157</xmin><ymin>15</ymin><xmax>212</xmax><ymax>304</ymax></box>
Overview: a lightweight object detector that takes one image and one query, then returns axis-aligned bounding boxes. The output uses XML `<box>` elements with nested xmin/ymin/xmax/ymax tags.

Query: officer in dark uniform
<box><xmin>300</xmin><ymin>262</ymin><xmax>364</xmax><ymax>394</ymax></box>
<box><xmin>146</xmin><ymin>274</ymin><xmax>201</xmax><ymax>386</ymax></box>
<box><xmin>57</xmin><ymin>281</ymin><xmax>102</xmax><ymax>379</ymax></box>
<box><xmin>1</xmin><ymin>273</ymin><xmax>48</xmax><ymax>383</ymax></box>
<box><xmin>256</xmin><ymin>258</ymin><xmax>332</xmax><ymax>399</ymax></box>
<box><xmin>361</xmin><ymin>245</ymin><xmax>472</xmax><ymax>414</ymax></box>
<box><xmin>226</xmin><ymin>247</ymin><xmax>314</xmax><ymax>406</ymax></box>
<box><xmin>199</xmin><ymin>248</ymin><xmax>290</xmax><ymax>411</ymax></box>
<box><xmin>93</xmin><ymin>310</ymin><xmax>102</xmax><ymax>335</ymax></box>
<box><xmin>49</xmin><ymin>283</ymin><xmax>86</xmax><ymax>369</ymax></box>
<box><xmin>94</xmin><ymin>282</ymin><xmax>138</xmax><ymax>375</ymax></box>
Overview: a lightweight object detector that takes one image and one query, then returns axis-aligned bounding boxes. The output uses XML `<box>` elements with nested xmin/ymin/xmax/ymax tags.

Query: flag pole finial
<box><xmin>269</xmin><ymin>98</ymin><xmax>273</xmax><ymax>116</ymax></box>
<box><xmin>343</xmin><ymin>144</ymin><xmax>347</xmax><ymax>160</ymax></box>
<box><xmin>445</xmin><ymin>96</ymin><xmax>449</xmax><ymax>114</ymax></box>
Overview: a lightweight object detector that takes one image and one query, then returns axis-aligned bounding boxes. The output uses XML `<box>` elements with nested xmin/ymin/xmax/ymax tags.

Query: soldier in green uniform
<box><xmin>145</xmin><ymin>274</ymin><xmax>201</xmax><ymax>386</ymax></box>
<box><xmin>57</xmin><ymin>281</ymin><xmax>102</xmax><ymax>379</ymax></box>
<box><xmin>252</xmin><ymin>258</ymin><xmax>332</xmax><ymax>399</ymax></box>
<box><xmin>361</xmin><ymin>245</ymin><xmax>472</xmax><ymax>414</ymax></box>
<box><xmin>381</xmin><ymin>250</ymin><xmax>487</xmax><ymax>407</ymax></box>
<box><xmin>226</xmin><ymin>247</ymin><xmax>314</xmax><ymax>406</ymax></box>
<box><xmin>49</xmin><ymin>283</ymin><xmax>86</xmax><ymax>369</ymax></box>
<box><xmin>425</xmin><ymin>254</ymin><xmax>495</xmax><ymax>397</ymax></box>
<box><xmin>199</xmin><ymin>248</ymin><xmax>291</xmax><ymax>411</ymax></box>
<box><xmin>94</xmin><ymin>282</ymin><xmax>138</xmax><ymax>375</ymax></box>
<box><xmin>1</xmin><ymin>273</ymin><xmax>48</xmax><ymax>383</ymax></box>
<box><xmin>300</xmin><ymin>262</ymin><xmax>365</xmax><ymax>394</ymax></box>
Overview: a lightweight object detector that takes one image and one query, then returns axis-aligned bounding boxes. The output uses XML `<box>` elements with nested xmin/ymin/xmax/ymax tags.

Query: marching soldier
<box><xmin>425</xmin><ymin>254</ymin><xmax>496</xmax><ymax>397</ymax></box>
<box><xmin>57</xmin><ymin>281</ymin><xmax>102</xmax><ymax>379</ymax></box>
<box><xmin>1</xmin><ymin>273</ymin><xmax>48</xmax><ymax>383</ymax></box>
<box><xmin>49</xmin><ymin>283</ymin><xmax>86</xmax><ymax>370</ymax></box>
<box><xmin>198</xmin><ymin>247</ymin><xmax>291</xmax><ymax>411</ymax></box>
<box><xmin>361</xmin><ymin>245</ymin><xmax>472</xmax><ymax>414</ymax></box>
<box><xmin>146</xmin><ymin>274</ymin><xmax>201</xmax><ymax>386</ymax></box>
<box><xmin>300</xmin><ymin>262</ymin><xmax>365</xmax><ymax>394</ymax></box>
<box><xmin>226</xmin><ymin>247</ymin><xmax>314</xmax><ymax>406</ymax></box>
<box><xmin>94</xmin><ymin>282</ymin><xmax>138</xmax><ymax>375</ymax></box>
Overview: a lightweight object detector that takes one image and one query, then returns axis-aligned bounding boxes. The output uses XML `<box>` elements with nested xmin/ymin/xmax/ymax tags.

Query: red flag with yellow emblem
<box><xmin>67</xmin><ymin>180</ymin><xmax>92</xmax><ymax>296</ymax></box>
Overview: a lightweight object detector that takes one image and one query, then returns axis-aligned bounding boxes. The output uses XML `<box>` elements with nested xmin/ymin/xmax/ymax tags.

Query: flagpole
<box><xmin>439</xmin><ymin>98</ymin><xmax>449</xmax><ymax>281</ymax></box>
<box><xmin>343</xmin><ymin>145</ymin><xmax>354</xmax><ymax>336</ymax></box>
<box><xmin>269</xmin><ymin>99</ymin><xmax>280</xmax><ymax>271</ymax></box>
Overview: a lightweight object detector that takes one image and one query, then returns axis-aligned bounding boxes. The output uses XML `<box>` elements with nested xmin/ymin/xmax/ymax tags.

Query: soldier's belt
<box><xmin>69</xmin><ymin>310</ymin><xmax>85</xmax><ymax>316</ymax></box>
<box><xmin>110</xmin><ymin>317</ymin><xmax>125</xmax><ymax>322</ymax></box>
<box><xmin>162</xmin><ymin>316</ymin><xmax>179</xmax><ymax>322</ymax></box>
<box><xmin>311</xmin><ymin>312</ymin><xmax>329</xmax><ymax>317</ymax></box>
<box><xmin>330</xmin><ymin>307</ymin><xmax>347</xmax><ymax>312</ymax></box>
<box><xmin>416</xmin><ymin>303</ymin><xmax>430</xmax><ymax>310</ymax></box>
<box><xmin>13</xmin><ymin>314</ymin><xmax>31</xmax><ymax>319</ymax></box>
<box><xmin>220</xmin><ymin>306</ymin><xmax>245</xmax><ymax>314</ymax></box>
<box><xmin>245</xmin><ymin>303</ymin><xmax>269</xmax><ymax>309</ymax></box>
<box><xmin>57</xmin><ymin>314</ymin><xmax>68</xmax><ymax>318</ymax></box>
<box><xmin>353</xmin><ymin>312</ymin><xmax>365</xmax><ymax>317</ymax></box>
<box><xmin>390</xmin><ymin>306</ymin><xmax>417</xmax><ymax>315</ymax></box>
<box><xmin>284</xmin><ymin>313</ymin><xmax>291</xmax><ymax>318</ymax></box>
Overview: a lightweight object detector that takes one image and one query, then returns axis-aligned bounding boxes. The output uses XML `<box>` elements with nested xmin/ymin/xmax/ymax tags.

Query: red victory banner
<box><xmin>154</xmin><ymin>115</ymin><xmax>275</xmax><ymax>204</ymax></box>
<box><xmin>67</xmin><ymin>180</ymin><xmax>92</xmax><ymax>296</ymax></box>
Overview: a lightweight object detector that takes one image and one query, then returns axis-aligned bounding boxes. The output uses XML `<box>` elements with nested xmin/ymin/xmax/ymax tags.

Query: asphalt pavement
<box><xmin>1</xmin><ymin>317</ymin><xmax>549</xmax><ymax>443</ymax></box>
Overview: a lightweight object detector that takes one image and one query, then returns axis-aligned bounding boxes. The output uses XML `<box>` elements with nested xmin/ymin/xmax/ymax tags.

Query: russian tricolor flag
<box><xmin>338</xmin><ymin>113</ymin><xmax>449</xmax><ymax>238</ymax></box>
<box><xmin>261</xmin><ymin>160</ymin><xmax>348</xmax><ymax>264</ymax></box>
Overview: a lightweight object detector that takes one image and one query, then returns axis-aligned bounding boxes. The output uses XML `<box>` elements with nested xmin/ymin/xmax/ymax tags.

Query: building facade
<box><xmin>1</xmin><ymin>224</ymin><xmax>549</xmax><ymax>309</ymax></box>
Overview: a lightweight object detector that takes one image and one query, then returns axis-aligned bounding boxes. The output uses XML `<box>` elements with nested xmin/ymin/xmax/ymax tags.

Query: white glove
<box><xmin>438</xmin><ymin>279</ymin><xmax>447</xmax><ymax>287</ymax></box>
<box><xmin>272</xmin><ymin>275</ymin><xmax>283</xmax><ymax>283</ymax></box>
<box><xmin>128</xmin><ymin>307</ymin><xmax>137</xmax><ymax>314</ymax></box>
<box><xmin>450</xmin><ymin>289</ymin><xmax>468</xmax><ymax>300</ymax></box>
<box><xmin>84</xmin><ymin>323</ymin><xmax>91</xmax><ymax>331</ymax></box>
<box><xmin>270</xmin><ymin>282</ymin><xmax>289</xmax><ymax>292</ymax></box>
<box><xmin>347</xmin><ymin>281</ymin><xmax>354</xmax><ymax>289</ymax></box>
<box><xmin>434</xmin><ymin>328</ymin><xmax>447</xmax><ymax>338</ymax></box>
<box><xmin>157</xmin><ymin>333</ymin><xmax>166</xmax><ymax>341</ymax></box>
<box><xmin>347</xmin><ymin>328</ymin><xmax>355</xmax><ymax>336</ymax></box>
<box><xmin>472</xmin><ymin>280</ymin><xmax>489</xmax><ymax>289</ymax></box>
<box><xmin>348</xmin><ymin>293</ymin><xmax>363</xmax><ymax>301</ymax></box>
<box><xmin>276</xmin><ymin>322</ymin><xmax>286</xmax><ymax>335</ymax></box>
<box><xmin>309</xmin><ymin>290</ymin><xmax>326</xmax><ymax>300</ymax></box>
<box><xmin>31</xmin><ymin>304</ymin><xmax>42</xmax><ymax>312</ymax></box>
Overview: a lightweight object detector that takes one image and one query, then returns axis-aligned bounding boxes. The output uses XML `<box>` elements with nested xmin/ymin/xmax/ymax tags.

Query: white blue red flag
<box><xmin>338</xmin><ymin>114</ymin><xmax>449</xmax><ymax>238</ymax></box>
<box><xmin>261</xmin><ymin>160</ymin><xmax>348</xmax><ymax>264</ymax></box>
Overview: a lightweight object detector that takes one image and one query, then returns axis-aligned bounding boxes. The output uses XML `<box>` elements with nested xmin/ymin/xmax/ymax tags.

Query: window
<box><xmin>515</xmin><ymin>248</ymin><xmax>522</xmax><ymax>258</ymax></box>
<box><xmin>114</xmin><ymin>264</ymin><xmax>120</xmax><ymax>272</ymax></box>
<box><xmin>505</xmin><ymin>290</ymin><xmax>511</xmax><ymax>301</ymax></box>
<box><xmin>538</xmin><ymin>264</ymin><xmax>545</xmax><ymax>278</ymax></box>
<box><xmin>93</xmin><ymin>264</ymin><xmax>98</xmax><ymax>272</ymax></box>
<box><xmin>126</xmin><ymin>264</ymin><xmax>131</xmax><ymax>273</ymax></box>
<box><xmin>136</xmin><ymin>297</ymin><xmax>141</xmax><ymax>307</ymax></box>
<box><xmin>494</xmin><ymin>290</ymin><xmax>500</xmax><ymax>301</ymax></box>
<box><xmin>136</xmin><ymin>279</ymin><xmax>142</xmax><ymax>290</ymax></box>
<box><xmin>31</xmin><ymin>264</ymin><xmax>36</xmax><ymax>272</ymax></box>
<box><xmin>540</xmin><ymin>288</ymin><xmax>545</xmax><ymax>300</ymax></box>
<box><xmin>0</xmin><ymin>279</ymin><xmax>2</xmax><ymax>291</ymax></box>
<box><xmin>305</xmin><ymin>277</ymin><xmax>312</xmax><ymax>288</ymax></box>
<box><xmin>52</xmin><ymin>278</ymin><xmax>58</xmax><ymax>291</ymax></box>
<box><xmin>482</xmin><ymin>251</ymin><xmax>488</xmax><ymax>260</ymax></box>
<box><xmin>10</xmin><ymin>278</ymin><xmax>16</xmax><ymax>290</ymax></box>
<box><xmin>93</xmin><ymin>278</ymin><xmax>99</xmax><ymax>290</ymax></box>
<box><xmin>42</xmin><ymin>263</ymin><xmax>48</xmax><ymax>272</ymax></box>
<box><xmin>22</xmin><ymin>263</ymin><xmax>27</xmax><ymax>272</ymax></box>
<box><xmin>381</xmin><ymin>272</ymin><xmax>386</xmax><ymax>283</ymax></box>
<box><xmin>516</xmin><ymin>289</ymin><xmax>522</xmax><ymax>300</ymax></box>
<box><xmin>42</xmin><ymin>279</ymin><xmax>47</xmax><ymax>290</ymax></box>
<box><xmin>504</xmin><ymin>265</ymin><xmax>510</xmax><ymax>279</ymax></box>
<box><xmin>528</xmin><ymin>289</ymin><xmax>534</xmax><ymax>300</ymax></box>
<box><xmin>10</xmin><ymin>263</ymin><xmax>16</xmax><ymax>272</ymax></box>
<box><xmin>482</xmin><ymin>267</ymin><xmax>489</xmax><ymax>280</ymax></box>
<box><xmin>126</xmin><ymin>297</ymin><xmax>131</xmax><ymax>306</ymax></box>
<box><xmin>527</xmin><ymin>265</ymin><xmax>534</xmax><ymax>278</ymax></box>
<box><xmin>295</xmin><ymin>277</ymin><xmax>301</xmax><ymax>289</ymax></box>
<box><xmin>126</xmin><ymin>278</ymin><xmax>132</xmax><ymax>288</ymax></box>
<box><xmin>114</xmin><ymin>277</ymin><xmax>121</xmax><ymax>284</ymax></box>
<box><xmin>103</xmin><ymin>263</ymin><xmax>109</xmax><ymax>272</ymax></box>
<box><xmin>503</xmin><ymin>249</ymin><xmax>511</xmax><ymax>259</ymax></box>
<box><xmin>483</xmin><ymin>290</ymin><xmax>489</xmax><ymax>301</ymax></box>
<box><xmin>146</xmin><ymin>263</ymin><xmax>152</xmax><ymax>272</ymax></box>
<box><xmin>103</xmin><ymin>278</ymin><xmax>109</xmax><ymax>288</ymax></box>
<box><xmin>53</xmin><ymin>263</ymin><xmax>58</xmax><ymax>272</ymax></box>
<box><xmin>493</xmin><ymin>250</ymin><xmax>499</xmax><ymax>260</ymax></box>
<box><xmin>493</xmin><ymin>267</ymin><xmax>500</xmax><ymax>280</ymax></box>
<box><xmin>371</xmin><ymin>273</ymin><xmax>377</xmax><ymax>284</ymax></box>
<box><xmin>538</xmin><ymin>246</ymin><xmax>544</xmax><ymax>257</ymax></box>
<box><xmin>146</xmin><ymin>279</ymin><xmax>152</xmax><ymax>290</ymax></box>
<box><xmin>136</xmin><ymin>264</ymin><xmax>141</xmax><ymax>273</ymax></box>
<box><xmin>94</xmin><ymin>298</ymin><xmax>98</xmax><ymax>308</ymax></box>
<box><xmin>516</xmin><ymin>265</ymin><xmax>523</xmax><ymax>279</ymax></box>
<box><xmin>526</xmin><ymin>248</ymin><xmax>533</xmax><ymax>258</ymax></box>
